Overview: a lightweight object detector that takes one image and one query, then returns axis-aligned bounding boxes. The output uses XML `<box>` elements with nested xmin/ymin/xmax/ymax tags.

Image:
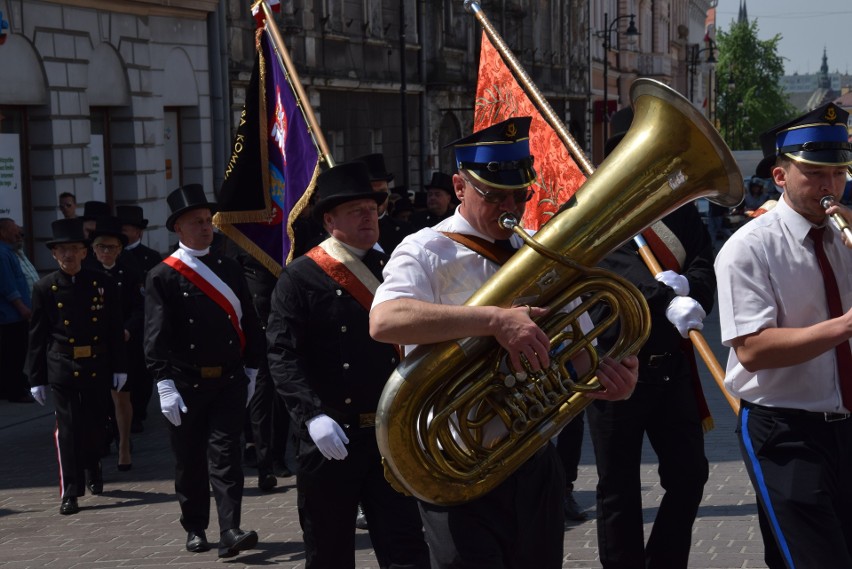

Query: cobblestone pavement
<box><xmin>0</xmin><ymin>305</ymin><xmax>768</xmax><ymax>569</ymax></box>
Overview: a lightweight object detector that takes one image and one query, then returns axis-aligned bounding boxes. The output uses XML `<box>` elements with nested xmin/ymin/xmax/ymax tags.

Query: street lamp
<box><xmin>597</xmin><ymin>12</ymin><xmax>639</xmax><ymax>137</ymax></box>
<box><xmin>687</xmin><ymin>40</ymin><xmax>716</xmax><ymax>104</ymax></box>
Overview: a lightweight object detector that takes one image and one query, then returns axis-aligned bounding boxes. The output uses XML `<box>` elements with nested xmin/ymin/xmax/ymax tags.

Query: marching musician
<box><xmin>585</xmin><ymin>107</ymin><xmax>713</xmax><ymax>569</ymax></box>
<box><xmin>715</xmin><ymin>103</ymin><xmax>852</xmax><ymax>568</ymax></box>
<box><xmin>266</xmin><ymin>161</ymin><xmax>429</xmax><ymax>569</ymax></box>
<box><xmin>369</xmin><ymin>117</ymin><xmax>639</xmax><ymax>568</ymax></box>
<box><xmin>144</xmin><ymin>184</ymin><xmax>263</xmax><ymax>558</ymax></box>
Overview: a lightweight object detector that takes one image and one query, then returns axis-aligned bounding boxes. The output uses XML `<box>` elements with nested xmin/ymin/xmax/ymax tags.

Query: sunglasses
<box><xmin>466</xmin><ymin>179</ymin><xmax>534</xmax><ymax>205</ymax></box>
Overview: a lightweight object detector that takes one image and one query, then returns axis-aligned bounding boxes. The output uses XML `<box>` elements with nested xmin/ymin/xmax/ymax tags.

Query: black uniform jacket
<box><xmin>378</xmin><ymin>214</ymin><xmax>413</xmax><ymax>254</ymax></box>
<box><xmin>266</xmin><ymin>249</ymin><xmax>399</xmax><ymax>430</ymax></box>
<box><xmin>124</xmin><ymin>243</ymin><xmax>162</xmax><ymax>276</ymax></box>
<box><xmin>409</xmin><ymin>208</ymin><xmax>453</xmax><ymax>231</ymax></box>
<box><xmin>26</xmin><ymin>268</ymin><xmax>127</xmax><ymax>389</ymax></box>
<box><xmin>144</xmin><ymin>250</ymin><xmax>264</xmax><ymax>387</ymax></box>
<box><xmin>99</xmin><ymin>261</ymin><xmax>145</xmax><ymax>341</ymax></box>
<box><xmin>592</xmin><ymin>204</ymin><xmax>716</xmax><ymax>383</ymax></box>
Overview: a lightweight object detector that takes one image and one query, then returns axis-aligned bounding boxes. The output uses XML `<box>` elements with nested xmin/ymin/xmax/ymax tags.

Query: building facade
<box><xmin>1</xmin><ymin>0</ymin><xmax>718</xmax><ymax>270</ymax></box>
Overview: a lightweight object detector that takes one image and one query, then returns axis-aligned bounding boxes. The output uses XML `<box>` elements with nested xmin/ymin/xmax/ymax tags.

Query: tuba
<box><xmin>376</xmin><ymin>78</ymin><xmax>744</xmax><ymax>505</ymax></box>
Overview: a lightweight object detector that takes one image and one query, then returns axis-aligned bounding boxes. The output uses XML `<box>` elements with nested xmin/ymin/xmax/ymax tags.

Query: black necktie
<box><xmin>809</xmin><ymin>227</ymin><xmax>852</xmax><ymax>409</ymax></box>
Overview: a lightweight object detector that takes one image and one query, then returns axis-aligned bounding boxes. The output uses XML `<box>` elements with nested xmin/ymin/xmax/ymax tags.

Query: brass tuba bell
<box><xmin>376</xmin><ymin>78</ymin><xmax>744</xmax><ymax>505</ymax></box>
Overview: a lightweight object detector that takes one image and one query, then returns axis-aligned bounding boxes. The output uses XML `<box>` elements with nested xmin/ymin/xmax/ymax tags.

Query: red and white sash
<box><xmin>163</xmin><ymin>248</ymin><xmax>246</xmax><ymax>350</ymax></box>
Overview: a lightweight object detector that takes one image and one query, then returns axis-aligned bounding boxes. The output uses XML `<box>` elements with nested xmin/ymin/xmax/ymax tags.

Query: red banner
<box><xmin>473</xmin><ymin>32</ymin><xmax>586</xmax><ymax>229</ymax></box>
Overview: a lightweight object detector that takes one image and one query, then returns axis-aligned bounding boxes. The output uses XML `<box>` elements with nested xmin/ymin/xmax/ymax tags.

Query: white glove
<box><xmin>665</xmin><ymin>296</ymin><xmax>706</xmax><ymax>338</ymax></box>
<box><xmin>157</xmin><ymin>379</ymin><xmax>188</xmax><ymax>426</ymax></box>
<box><xmin>655</xmin><ymin>270</ymin><xmax>690</xmax><ymax>296</ymax></box>
<box><xmin>306</xmin><ymin>414</ymin><xmax>349</xmax><ymax>460</ymax></box>
<box><xmin>245</xmin><ymin>367</ymin><xmax>258</xmax><ymax>407</ymax></box>
<box><xmin>113</xmin><ymin>373</ymin><xmax>128</xmax><ymax>392</ymax></box>
<box><xmin>31</xmin><ymin>385</ymin><xmax>47</xmax><ymax>406</ymax></box>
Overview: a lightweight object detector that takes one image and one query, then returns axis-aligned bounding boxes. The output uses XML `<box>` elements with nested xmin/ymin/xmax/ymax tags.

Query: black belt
<box><xmin>172</xmin><ymin>361</ymin><xmax>240</xmax><ymax>380</ymax></box>
<box><xmin>743</xmin><ymin>401</ymin><xmax>851</xmax><ymax>423</ymax></box>
<box><xmin>322</xmin><ymin>407</ymin><xmax>377</xmax><ymax>428</ymax></box>
<box><xmin>51</xmin><ymin>344</ymin><xmax>107</xmax><ymax>359</ymax></box>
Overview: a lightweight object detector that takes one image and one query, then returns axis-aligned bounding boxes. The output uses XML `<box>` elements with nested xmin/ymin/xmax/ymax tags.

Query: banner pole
<box><xmin>256</xmin><ymin>0</ymin><xmax>335</xmax><ymax>168</ymax></box>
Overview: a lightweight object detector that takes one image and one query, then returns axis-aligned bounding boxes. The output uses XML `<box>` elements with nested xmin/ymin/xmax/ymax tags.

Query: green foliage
<box><xmin>715</xmin><ymin>19</ymin><xmax>796</xmax><ymax>149</ymax></box>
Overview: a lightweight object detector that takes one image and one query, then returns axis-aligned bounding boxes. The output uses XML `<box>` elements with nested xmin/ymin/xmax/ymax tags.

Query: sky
<box><xmin>714</xmin><ymin>0</ymin><xmax>852</xmax><ymax>76</ymax></box>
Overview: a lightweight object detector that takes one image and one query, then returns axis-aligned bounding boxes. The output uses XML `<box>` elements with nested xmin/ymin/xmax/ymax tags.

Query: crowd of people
<box><xmin>7</xmin><ymin>99</ymin><xmax>852</xmax><ymax>568</ymax></box>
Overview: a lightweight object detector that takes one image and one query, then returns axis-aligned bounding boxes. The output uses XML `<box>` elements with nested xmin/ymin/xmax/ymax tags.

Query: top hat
<box><xmin>46</xmin><ymin>218</ymin><xmax>89</xmax><ymax>248</ymax></box>
<box><xmin>89</xmin><ymin>216</ymin><xmax>129</xmax><ymax>247</ymax></box>
<box><xmin>313</xmin><ymin>162</ymin><xmax>388</xmax><ymax>219</ymax></box>
<box><xmin>604</xmin><ymin>107</ymin><xmax>634</xmax><ymax>158</ymax></box>
<box><xmin>392</xmin><ymin>197</ymin><xmax>414</xmax><ymax>214</ymax></box>
<box><xmin>81</xmin><ymin>200</ymin><xmax>110</xmax><ymax>221</ymax></box>
<box><xmin>166</xmin><ymin>184</ymin><xmax>218</xmax><ymax>232</ymax></box>
<box><xmin>754</xmin><ymin>129</ymin><xmax>778</xmax><ymax>179</ymax></box>
<box><xmin>424</xmin><ymin>171</ymin><xmax>459</xmax><ymax>204</ymax></box>
<box><xmin>352</xmin><ymin>153</ymin><xmax>394</xmax><ymax>182</ymax></box>
<box><xmin>758</xmin><ymin>102</ymin><xmax>852</xmax><ymax>174</ymax></box>
<box><xmin>448</xmin><ymin>117</ymin><xmax>537</xmax><ymax>190</ymax></box>
<box><xmin>116</xmin><ymin>205</ymin><xmax>149</xmax><ymax>229</ymax></box>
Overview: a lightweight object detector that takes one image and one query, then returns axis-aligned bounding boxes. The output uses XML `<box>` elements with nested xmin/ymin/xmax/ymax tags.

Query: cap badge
<box><xmin>504</xmin><ymin>122</ymin><xmax>517</xmax><ymax>139</ymax></box>
<box><xmin>825</xmin><ymin>106</ymin><xmax>837</xmax><ymax>123</ymax></box>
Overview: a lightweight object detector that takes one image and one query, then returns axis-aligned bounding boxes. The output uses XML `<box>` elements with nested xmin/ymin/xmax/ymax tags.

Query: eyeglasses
<box><xmin>466</xmin><ymin>179</ymin><xmax>534</xmax><ymax>205</ymax></box>
<box><xmin>94</xmin><ymin>244</ymin><xmax>120</xmax><ymax>252</ymax></box>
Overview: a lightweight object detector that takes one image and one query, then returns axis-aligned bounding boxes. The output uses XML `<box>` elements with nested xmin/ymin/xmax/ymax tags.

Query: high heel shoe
<box><xmin>117</xmin><ymin>463</ymin><xmax>132</xmax><ymax>472</ymax></box>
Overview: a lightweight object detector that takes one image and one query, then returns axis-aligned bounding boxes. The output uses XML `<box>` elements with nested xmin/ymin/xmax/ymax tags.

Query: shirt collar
<box><xmin>178</xmin><ymin>242</ymin><xmax>210</xmax><ymax>257</ymax></box>
<box><xmin>776</xmin><ymin>195</ymin><xmax>827</xmax><ymax>246</ymax></box>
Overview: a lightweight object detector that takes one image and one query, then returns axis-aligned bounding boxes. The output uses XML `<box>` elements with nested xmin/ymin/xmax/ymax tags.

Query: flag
<box><xmin>251</xmin><ymin>0</ymin><xmax>280</xmax><ymax>29</ymax></box>
<box><xmin>473</xmin><ymin>32</ymin><xmax>586</xmax><ymax>230</ymax></box>
<box><xmin>214</xmin><ymin>28</ymin><xmax>319</xmax><ymax>276</ymax></box>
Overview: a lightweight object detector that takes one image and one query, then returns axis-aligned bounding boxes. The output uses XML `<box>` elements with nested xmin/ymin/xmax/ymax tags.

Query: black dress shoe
<box><xmin>563</xmin><ymin>491</ymin><xmax>588</xmax><ymax>522</ymax></box>
<box><xmin>355</xmin><ymin>503</ymin><xmax>368</xmax><ymax>530</ymax></box>
<box><xmin>258</xmin><ymin>472</ymin><xmax>277</xmax><ymax>492</ymax></box>
<box><xmin>186</xmin><ymin>530</ymin><xmax>210</xmax><ymax>553</ymax></box>
<box><xmin>60</xmin><ymin>497</ymin><xmax>79</xmax><ymax>515</ymax></box>
<box><xmin>218</xmin><ymin>528</ymin><xmax>258</xmax><ymax>558</ymax></box>
<box><xmin>86</xmin><ymin>463</ymin><xmax>103</xmax><ymax>495</ymax></box>
<box><xmin>117</xmin><ymin>463</ymin><xmax>132</xmax><ymax>472</ymax></box>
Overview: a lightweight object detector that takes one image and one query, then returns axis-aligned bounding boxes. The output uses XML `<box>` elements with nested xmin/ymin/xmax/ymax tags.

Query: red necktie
<box><xmin>810</xmin><ymin>227</ymin><xmax>852</xmax><ymax>410</ymax></box>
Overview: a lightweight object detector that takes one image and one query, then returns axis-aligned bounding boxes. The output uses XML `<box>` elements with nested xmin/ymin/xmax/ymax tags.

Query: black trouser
<box><xmin>555</xmin><ymin>410</ymin><xmax>584</xmax><ymax>488</ymax></box>
<box><xmin>128</xmin><ymin>343</ymin><xmax>152</xmax><ymax>422</ymax></box>
<box><xmin>296</xmin><ymin>427</ymin><xmax>429</xmax><ymax>569</ymax></box>
<box><xmin>168</xmin><ymin>378</ymin><xmax>247</xmax><ymax>534</ymax></box>
<box><xmin>587</xmin><ymin>374</ymin><xmax>708</xmax><ymax>569</ymax></box>
<box><xmin>0</xmin><ymin>319</ymin><xmax>29</xmax><ymax>399</ymax></box>
<box><xmin>247</xmin><ymin>359</ymin><xmax>282</xmax><ymax>474</ymax></box>
<box><xmin>738</xmin><ymin>402</ymin><xmax>852</xmax><ymax>569</ymax></box>
<box><xmin>418</xmin><ymin>443</ymin><xmax>565</xmax><ymax>569</ymax></box>
<box><xmin>52</xmin><ymin>383</ymin><xmax>109</xmax><ymax>499</ymax></box>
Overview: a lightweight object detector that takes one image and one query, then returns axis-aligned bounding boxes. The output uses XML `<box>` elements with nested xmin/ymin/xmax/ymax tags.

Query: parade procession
<box><xmin>2</xmin><ymin>0</ymin><xmax>852</xmax><ymax>568</ymax></box>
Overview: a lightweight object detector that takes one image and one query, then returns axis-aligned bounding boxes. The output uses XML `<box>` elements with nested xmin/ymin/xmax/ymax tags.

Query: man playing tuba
<box><xmin>370</xmin><ymin>117</ymin><xmax>639</xmax><ymax>568</ymax></box>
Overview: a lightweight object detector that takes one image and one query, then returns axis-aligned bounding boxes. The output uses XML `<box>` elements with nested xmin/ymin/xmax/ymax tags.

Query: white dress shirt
<box><xmin>715</xmin><ymin>196</ymin><xmax>852</xmax><ymax>412</ymax></box>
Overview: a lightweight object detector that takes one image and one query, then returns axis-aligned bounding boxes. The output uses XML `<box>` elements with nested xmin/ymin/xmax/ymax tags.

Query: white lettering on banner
<box><xmin>0</xmin><ymin>134</ymin><xmax>23</xmax><ymax>223</ymax></box>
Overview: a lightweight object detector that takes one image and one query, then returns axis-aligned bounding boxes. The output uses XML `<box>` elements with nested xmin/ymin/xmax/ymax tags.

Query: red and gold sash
<box><xmin>306</xmin><ymin>238</ymin><xmax>400</xmax><ymax>358</ymax></box>
<box><xmin>305</xmin><ymin>238</ymin><xmax>381</xmax><ymax>312</ymax></box>
<box><xmin>642</xmin><ymin>221</ymin><xmax>714</xmax><ymax>432</ymax></box>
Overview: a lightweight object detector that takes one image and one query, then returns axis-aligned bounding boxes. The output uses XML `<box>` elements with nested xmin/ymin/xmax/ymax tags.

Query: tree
<box><xmin>715</xmin><ymin>19</ymin><xmax>795</xmax><ymax>150</ymax></box>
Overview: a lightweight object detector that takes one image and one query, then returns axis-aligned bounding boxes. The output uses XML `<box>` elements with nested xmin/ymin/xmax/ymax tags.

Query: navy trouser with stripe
<box><xmin>737</xmin><ymin>402</ymin><xmax>852</xmax><ymax>569</ymax></box>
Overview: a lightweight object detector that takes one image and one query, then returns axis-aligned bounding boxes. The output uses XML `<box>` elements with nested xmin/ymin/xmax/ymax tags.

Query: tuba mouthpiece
<box><xmin>498</xmin><ymin>212</ymin><xmax>519</xmax><ymax>231</ymax></box>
